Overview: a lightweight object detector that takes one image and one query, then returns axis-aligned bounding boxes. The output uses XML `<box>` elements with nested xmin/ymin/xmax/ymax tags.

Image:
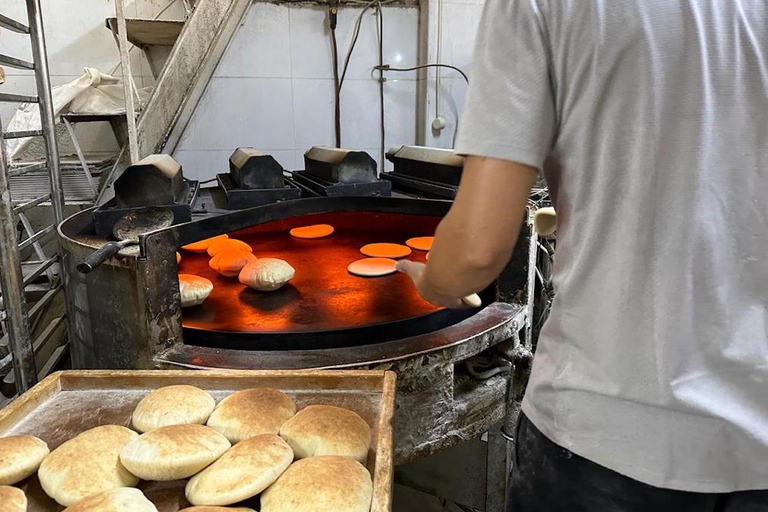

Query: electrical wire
<box><xmin>339</xmin><ymin>0</ymin><xmax>398</xmax><ymax>91</ymax></box>
<box><xmin>435</xmin><ymin>0</ymin><xmax>443</xmax><ymax>120</ymax></box>
<box><xmin>375</xmin><ymin>64</ymin><xmax>469</xmax><ymax>84</ymax></box>
<box><xmin>339</xmin><ymin>0</ymin><xmax>377</xmax><ymax>92</ymax></box>
<box><xmin>375</xmin><ymin>0</ymin><xmax>385</xmax><ymax>170</ymax></box>
<box><xmin>329</xmin><ymin>5</ymin><xmax>342</xmax><ymax>147</ymax></box>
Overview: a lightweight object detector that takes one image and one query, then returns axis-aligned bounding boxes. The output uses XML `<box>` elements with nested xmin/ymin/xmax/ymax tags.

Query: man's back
<box><xmin>456</xmin><ymin>0</ymin><xmax>768</xmax><ymax>491</ymax></box>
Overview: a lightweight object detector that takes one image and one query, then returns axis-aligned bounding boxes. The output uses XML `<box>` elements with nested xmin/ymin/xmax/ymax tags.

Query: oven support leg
<box><xmin>486</xmin><ymin>421</ymin><xmax>510</xmax><ymax>512</ymax></box>
<box><xmin>491</xmin><ymin>320</ymin><xmax>533</xmax><ymax>512</ymax></box>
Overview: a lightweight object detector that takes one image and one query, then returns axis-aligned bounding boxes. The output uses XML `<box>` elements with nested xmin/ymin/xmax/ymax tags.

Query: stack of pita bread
<box><xmin>2</xmin><ymin>383</ymin><xmax>375</xmax><ymax>512</ymax></box>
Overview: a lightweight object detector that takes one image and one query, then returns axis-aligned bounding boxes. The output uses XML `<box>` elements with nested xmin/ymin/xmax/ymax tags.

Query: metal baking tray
<box><xmin>0</xmin><ymin>370</ymin><xmax>395</xmax><ymax>512</ymax></box>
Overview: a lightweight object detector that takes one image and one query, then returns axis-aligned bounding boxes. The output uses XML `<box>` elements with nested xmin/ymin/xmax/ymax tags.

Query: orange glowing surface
<box><xmin>347</xmin><ymin>257</ymin><xmax>398</xmax><ymax>277</ymax></box>
<box><xmin>289</xmin><ymin>224</ymin><xmax>335</xmax><ymax>239</ymax></box>
<box><xmin>179</xmin><ymin>212</ymin><xmax>443</xmax><ymax>334</ymax></box>
<box><xmin>207</xmin><ymin>238</ymin><xmax>253</xmax><ymax>257</ymax></box>
<box><xmin>406</xmin><ymin>236</ymin><xmax>434</xmax><ymax>251</ymax></box>
<box><xmin>360</xmin><ymin>243</ymin><xmax>412</xmax><ymax>259</ymax></box>
<box><xmin>182</xmin><ymin>234</ymin><xmax>228</xmax><ymax>253</ymax></box>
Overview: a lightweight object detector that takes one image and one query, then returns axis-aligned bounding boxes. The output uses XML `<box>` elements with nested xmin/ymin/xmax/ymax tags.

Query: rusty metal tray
<box><xmin>0</xmin><ymin>370</ymin><xmax>396</xmax><ymax>512</ymax></box>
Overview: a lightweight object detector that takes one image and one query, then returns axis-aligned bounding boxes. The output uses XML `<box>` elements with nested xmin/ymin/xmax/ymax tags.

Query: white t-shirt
<box><xmin>455</xmin><ymin>0</ymin><xmax>768</xmax><ymax>493</ymax></box>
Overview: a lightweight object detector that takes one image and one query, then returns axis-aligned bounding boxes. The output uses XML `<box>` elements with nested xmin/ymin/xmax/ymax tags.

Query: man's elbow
<box><xmin>461</xmin><ymin>242</ymin><xmax>513</xmax><ymax>277</ymax></box>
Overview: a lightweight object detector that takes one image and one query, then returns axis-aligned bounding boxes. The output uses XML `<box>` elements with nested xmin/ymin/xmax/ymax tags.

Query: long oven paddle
<box><xmin>76</xmin><ymin>207</ymin><xmax>174</xmax><ymax>274</ymax></box>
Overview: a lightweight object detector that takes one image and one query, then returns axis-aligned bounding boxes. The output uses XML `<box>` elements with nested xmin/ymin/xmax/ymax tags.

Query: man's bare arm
<box><xmin>398</xmin><ymin>156</ymin><xmax>538</xmax><ymax>306</ymax></box>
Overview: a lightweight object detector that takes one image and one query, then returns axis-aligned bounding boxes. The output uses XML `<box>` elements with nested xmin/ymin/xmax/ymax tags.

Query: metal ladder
<box><xmin>0</xmin><ymin>1</ymin><xmax>68</xmax><ymax>393</ymax></box>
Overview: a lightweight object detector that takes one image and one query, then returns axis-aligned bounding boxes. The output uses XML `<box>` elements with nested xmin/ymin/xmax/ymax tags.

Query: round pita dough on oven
<box><xmin>206</xmin><ymin>388</ymin><xmax>297</xmax><ymax>443</ymax></box>
<box><xmin>185</xmin><ymin>434</ymin><xmax>293</xmax><ymax>506</ymax></box>
<box><xmin>289</xmin><ymin>224</ymin><xmax>335</xmax><ymax>239</ymax></box>
<box><xmin>347</xmin><ymin>257</ymin><xmax>397</xmax><ymax>277</ymax></box>
<box><xmin>359</xmin><ymin>243</ymin><xmax>411</xmax><ymax>259</ymax></box>
<box><xmin>132</xmin><ymin>385</ymin><xmax>215</xmax><ymax>433</ymax></box>
<box><xmin>0</xmin><ymin>434</ymin><xmax>49</xmax><ymax>485</ymax></box>
<box><xmin>210</xmin><ymin>250</ymin><xmax>257</xmax><ymax>277</ymax></box>
<box><xmin>207</xmin><ymin>238</ymin><xmax>252</xmax><ymax>257</ymax></box>
<box><xmin>238</xmin><ymin>258</ymin><xmax>295</xmax><ymax>292</ymax></box>
<box><xmin>178</xmin><ymin>275</ymin><xmax>214</xmax><ymax>308</ymax></box>
<box><xmin>260</xmin><ymin>456</ymin><xmax>373</xmax><ymax>512</ymax></box>
<box><xmin>182</xmin><ymin>235</ymin><xmax>229</xmax><ymax>253</ymax></box>
<box><xmin>62</xmin><ymin>487</ymin><xmax>158</xmax><ymax>512</ymax></box>
<box><xmin>179</xmin><ymin>507</ymin><xmax>255</xmax><ymax>512</ymax></box>
<box><xmin>0</xmin><ymin>485</ymin><xmax>27</xmax><ymax>512</ymax></box>
<box><xmin>120</xmin><ymin>424</ymin><xmax>230</xmax><ymax>481</ymax></box>
<box><xmin>38</xmin><ymin>425</ymin><xmax>139</xmax><ymax>507</ymax></box>
<box><xmin>405</xmin><ymin>236</ymin><xmax>434</xmax><ymax>251</ymax></box>
<box><xmin>279</xmin><ymin>405</ymin><xmax>371</xmax><ymax>463</ymax></box>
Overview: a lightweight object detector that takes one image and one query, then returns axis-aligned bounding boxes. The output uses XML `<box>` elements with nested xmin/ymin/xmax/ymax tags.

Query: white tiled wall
<box><xmin>0</xmin><ymin>0</ymin><xmax>186</xmax><ymax>157</ymax></box>
<box><xmin>173</xmin><ymin>2</ymin><xmax>419</xmax><ymax>181</ymax></box>
<box><xmin>420</xmin><ymin>0</ymin><xmax>485</xmax><ymax>149</ymax></box>
<box><xmin>1</xmin><ymin>0</ymin><xmax>483</xmax><ymax>170</ymax></box>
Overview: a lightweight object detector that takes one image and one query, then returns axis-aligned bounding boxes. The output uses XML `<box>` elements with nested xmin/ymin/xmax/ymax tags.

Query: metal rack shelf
<box><xmin>0</xmin><ymin>0</ymin><xmax>68</xmax><ymax>394</ymax></box>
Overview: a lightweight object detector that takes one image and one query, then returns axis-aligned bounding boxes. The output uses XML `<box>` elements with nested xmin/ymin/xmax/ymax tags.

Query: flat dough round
<box><xmin>182</xmin><ymin>235</ymin><xmax>228</xmax><ymax>253</ymax></box>
<box><xmin>207</xmin><ymin>388</ymin><xmax>297</xmax><ymax>443</ymax></box>
<box><xmin>207</xmin><ymin>239</ymin><xmax>252</xmax><ymax>257</ymax></box>
<box><xmin>0</xmin><ymin>434</ymin><xmax>49</xmax><ymax>485</ymax></box>
<box><xmin>289</xmin><ymin>224</ymin><xmax>335</xmax><ymax>239</ymax></box>
<box><xmin>179</xmin><ymin>507</ymin><xmax>255</xmax><ymax>512</ymax></box>
<box><xmin>38</xmin><ymin>425</ymin><xmax>139</xmax><ymax>507</ymax></box>
<box><xmin>261</xmin><ymin>456</ymin><xmax>372</xmax><ymax>512</ymax></box>
<box><xmin>186</xmin><ymin>434</ymin><xmax>293</xmax><ymax>506</ymax></box>
<box><xmin>62</xmin><ymin>488</ymin><xmax>158</xmax><ymax>512</ymax></box>
<box><xmin>405</xmin><ymin>236</ymin><xmax>434</xmax><ymax>251</ymax></box>
<box><xmin>347</xmin><ymin>258</ymin><xmax>397</xmax><ymax>277</ymax></box>
<box><xmin>279</xmin><ymin>405</ymin><xmax>371</xmax><ymax>463</ymax></box>
<box><xmin>120</xmin><ymin>424</ymin><xmax>230</xmax><ymax>481</ymax></box>
<box><xmin>178</xmin><ymin>275</ymin><xmax>214</xmax><ymax>308</ymax></box>
<box><xmin>0</xmin><ymin>485</ymin><xmax>27</xmax><ymax>512</ymax></box>
<box><xmin>359</xmin><ymin>243</ymin><xmax>411</xmax><ymax>259</ymax></box>
<box><xmin>132</xmin><ymin>385</ymin><xmax>215</xmax><ymax>433</ymax></box>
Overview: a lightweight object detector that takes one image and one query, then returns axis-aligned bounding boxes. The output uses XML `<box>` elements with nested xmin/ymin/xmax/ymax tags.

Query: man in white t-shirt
<box><xmin>398</xmin><ymin>0</ymin><xmax>768</xmax><ymax>509</ymax></box>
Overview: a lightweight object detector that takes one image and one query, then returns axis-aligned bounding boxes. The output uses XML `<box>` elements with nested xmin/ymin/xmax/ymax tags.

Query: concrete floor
<box><xmin>394</xmin><ymin>484</ymin><xmax>476</xmax><ymax>512</ymax></box>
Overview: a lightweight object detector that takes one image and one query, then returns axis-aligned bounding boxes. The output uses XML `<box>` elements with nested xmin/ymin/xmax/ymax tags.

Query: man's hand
<box><xmin>396</xmin><ymin>260</ymin><xmax>468</xmax><ymax>309</ymax></box>
<box><xmin>397</xmin><ymin>156</ymin><xmax>538</xmax><ymax>306</ymax></box>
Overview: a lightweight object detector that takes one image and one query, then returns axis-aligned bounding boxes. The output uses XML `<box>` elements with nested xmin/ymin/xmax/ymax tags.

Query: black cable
<box><xmin>339</xmin><ymin>15</ymin><xmax>363</xmax><ymax>90</ymax></box>
<box><xmin>329</xmin><ymin>4</ymin><xmax>342</xmax><ymax>147</ymax></box>
<box><xmin>376</xmin><ymin>1</ymin><xmax>385</xmax><ymax>170</ymax></box>
<box><xmin>198</xmin><ymin>177</ymin><xmax>218</xmax><ymax>184</ymax></box>
<box><xmin>339</xmin><ymin>1</ymin><xmax>373</xmax><ymax>92</ymax></box>
<box><xmin>375</xmin><ymin>63</ymin><xmax>469</xmax><ymax>84</ymax></box>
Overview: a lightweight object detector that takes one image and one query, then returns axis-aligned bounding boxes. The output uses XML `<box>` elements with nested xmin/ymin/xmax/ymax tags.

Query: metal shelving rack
<box><xmin>0</xmin><ymin>0</ymin><xmax>67</xmax><ymax>393</ymax></box>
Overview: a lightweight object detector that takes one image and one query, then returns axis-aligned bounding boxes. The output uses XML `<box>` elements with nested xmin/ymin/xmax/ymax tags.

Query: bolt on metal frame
<box><xmin>0</xmin><ymin>0</ymin><xmax>67</xmax><ymax>393</ymax></box>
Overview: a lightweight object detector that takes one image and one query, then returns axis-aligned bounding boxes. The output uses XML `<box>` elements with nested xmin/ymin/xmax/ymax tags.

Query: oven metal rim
<box><xmin>156</xmin><ymin>302</ymin><xmax>524</xmax><ymax>370</ymax></box>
